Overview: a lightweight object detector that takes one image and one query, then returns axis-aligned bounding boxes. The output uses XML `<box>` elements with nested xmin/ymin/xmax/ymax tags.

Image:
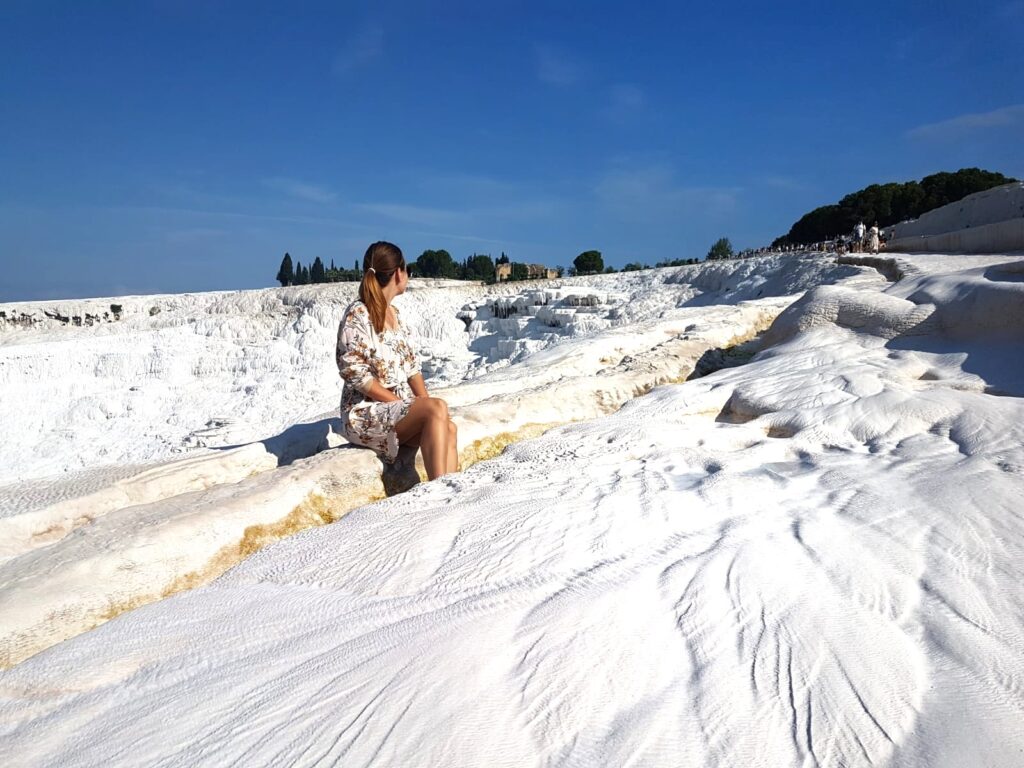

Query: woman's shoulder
<box><xmin>343</xmin><ymin>300</ymin><xmax>370</xmax><ymax>320</ymax></box>
<box><xmin>341</xmin><ymin>300</ymin><xmax>374</xmax><ymax>334</ymax></box>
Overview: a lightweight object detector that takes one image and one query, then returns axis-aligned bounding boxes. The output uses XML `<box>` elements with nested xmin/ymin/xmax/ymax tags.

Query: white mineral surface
<box><xmin>1</xmin><ymin>253</ymin><xmax>1023</xmax><ymax>767</ymax></box>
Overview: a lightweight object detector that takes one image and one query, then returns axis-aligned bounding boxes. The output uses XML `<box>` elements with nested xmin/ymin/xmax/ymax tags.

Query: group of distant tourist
<box><xmin>843</xmin><ymin>221</ymin><xmax>883</xmax><ymax>254</ymax></box>
<box><xmin>804</xmin><ymin>222</ymin><xmax>887</xmax><ymax>255</ymax></box>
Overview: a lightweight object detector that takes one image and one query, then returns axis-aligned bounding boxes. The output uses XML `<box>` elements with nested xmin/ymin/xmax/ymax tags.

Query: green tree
<box><xmin>774</xmin><ymin>167</ymin><xmax>1016</xmax><ymax>246</ymax></box>
<box><xmin>293</xmin><ymin>260</ymin><xmax>304</xmax><ymax>285</ymax></box>
<box><xmin>623</xmin><ymin>262</ymin><xmax>647</xmax><ymax>271</ymax></box>
<box><xmin>464</xmin><ymin>254</ymin><xmax>495</xmax><ymax>282</ymax></box>
<box><xmin>414</xmin><ymin>249</ymin><xmax>458</xmax><ymax>278</ymax></box>
<box><xmin>311</xmin><ymin>257</ymin><xmax>326</xmax><ymax>284</ymax></box>
<box><xmin>604</xmin><ymin>265</ymin><xmax>617</xmax><ymax>273</ymax></box>
<box><xmin>510</xmin><ymin>262</ymin><xmax>529</xmax><ymax>281</ymax></box>
<box><xmin>574</xmin><ymin>250</ymin><xmax>603</xmax><ymax>275</ymax></box>
<box><xmin>706</xmin><ymin>238</ymin><xmax>734</xmax><ymax>261</ymax></box>
<box><xmin>276</xmin><ymin>253</ymin><xmax>294</xmax><ymax>286</ymax></box>
<box><xmin>496</xmin><ymin>252</ymin><xmax>510</xmax><ymax>265</ymax></box>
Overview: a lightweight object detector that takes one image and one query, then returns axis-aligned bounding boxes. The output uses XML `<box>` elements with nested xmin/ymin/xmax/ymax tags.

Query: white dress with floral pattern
<box><xmin>336</xmin><ymin>300</ymin><xmax>421</xmax><ymax>462</ymax></box>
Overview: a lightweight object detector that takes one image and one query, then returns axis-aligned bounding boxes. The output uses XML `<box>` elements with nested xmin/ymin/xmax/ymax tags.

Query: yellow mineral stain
<box><xmin>161</xmin><ymin>490</ymin><xmax>382</xmax><ymax>600</ymax></box>
<box><xmin>459</xmin><ymin>422</ymin><xmax>567</xmax><ymax>469</ymax></box>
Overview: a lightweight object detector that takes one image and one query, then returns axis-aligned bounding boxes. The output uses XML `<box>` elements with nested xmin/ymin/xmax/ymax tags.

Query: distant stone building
<box><xmin>528</xmin><ymin>264</ymin><xmax>559</xmax><ymax>280</ymax></box>
<box><xmin>495</xmin><ymin>262</ymin><xmax>558</xmax><ymax>282</ymax></box>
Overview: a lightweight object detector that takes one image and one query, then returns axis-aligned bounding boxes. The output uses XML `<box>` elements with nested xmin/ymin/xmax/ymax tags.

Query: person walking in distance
<box><xmin>867</xmin><ymin>223</ymin><xmax>880</xmax><ymax>254</ymax></box>
<box><xmin>853</xmin><ymin>221</ymin><xmax>866</xmax><ymax>252</ymax></box>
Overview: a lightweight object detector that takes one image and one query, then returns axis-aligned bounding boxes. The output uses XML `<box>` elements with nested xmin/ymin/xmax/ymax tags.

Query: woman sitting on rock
<box><xmin>336</xmin><ymin>241</ymin><xmax>459</xmax><ymax>479</ymax></box>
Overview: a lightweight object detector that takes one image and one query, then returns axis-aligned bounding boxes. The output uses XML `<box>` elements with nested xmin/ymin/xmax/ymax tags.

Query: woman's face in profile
<box><xmin>395</xmin><ymin>265</ymin><xmax>409</xmax><ymax>294</ymax></box>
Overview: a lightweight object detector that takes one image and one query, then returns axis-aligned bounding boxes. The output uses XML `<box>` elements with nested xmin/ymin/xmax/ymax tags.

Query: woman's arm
<box><xmin>338</xmin><ymin>307</ymin><xmax>401</xmax><ymax>403</ymax></box>
<box><xmin>408</xmin><ymin>373</ymin><xmax>428</xmax><ymax>398</ymax></box>
<box><xmin>364</xmin><ymin>379</ymin><xmax>403</xmax><ymax>403</ymax></box>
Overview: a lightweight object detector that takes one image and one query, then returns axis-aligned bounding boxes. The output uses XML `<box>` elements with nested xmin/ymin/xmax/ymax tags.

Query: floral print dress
<box><xmin>336</xmin><ymin>300</ymin><xmax>421</xmax><ymax>462</ymax></box>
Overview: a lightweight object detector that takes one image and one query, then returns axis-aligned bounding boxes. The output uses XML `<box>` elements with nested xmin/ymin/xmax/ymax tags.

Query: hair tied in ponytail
<box><xmin>358</xmin><ymin>241</ymin><xmax>405</xmax><ymax>334</ymax></box>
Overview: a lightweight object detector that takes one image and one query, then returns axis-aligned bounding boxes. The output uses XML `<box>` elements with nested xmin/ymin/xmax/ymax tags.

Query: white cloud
<box><xmin>262</xmin><ymin>177</ymin><xmax>338</xmax><ymax>204</ymax></box>
<box><xmin>906</xmin><ymin>104</ymin><xmax>1024</xmax><ymax>140</ymax></box>
<box><xmin>536</xmin><ymin>44</ymin><xmax>583</xmax><ymax>87</ymax></box>
<box><xmin>333</xmin><ymin>24</ymin><xmax>384</xmax><ymax>75</ymax></box>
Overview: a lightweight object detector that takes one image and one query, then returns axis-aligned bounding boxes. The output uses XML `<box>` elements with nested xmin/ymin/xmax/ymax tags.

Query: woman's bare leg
<box><xmin>396</xmin><ymin>397</ymin><xmax>451</xmax><ymax>480</ymax></box>
<box><xmin>447</xmin><ymin>420</ymin><xmax>459</xmax><ymax>474</ymax></box>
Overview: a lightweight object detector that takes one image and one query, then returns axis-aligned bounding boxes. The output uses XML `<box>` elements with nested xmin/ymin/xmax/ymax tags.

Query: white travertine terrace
<box><xmin>2</xmin><ymin>253</ymin><xmax>1023</xmax><ymax>766</ymax></box>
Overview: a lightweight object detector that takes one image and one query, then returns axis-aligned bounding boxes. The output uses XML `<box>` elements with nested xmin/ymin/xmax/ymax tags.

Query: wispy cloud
<box><xmin>604</xmin><ymin>83</ymin><xmax>646</xmax><ymax>122</ymax></box>
<box><xmin>413</xmin><ymin>172</ymin><xmax>521</xmax><ymax>199</ymax></box>
<box><xmin>906</xmin><ymin>104</ymin><xmax>1024</xmax><ymax>140</ymax></box>
<box><xmin>356</xmin><ymin>202</ymin><xmax>466</xmax><ymax>228</ymax></box>
<box><xmin>535</xmin><ymin>44</ymin><xmax>583</xmax><ymax>87</ymax></box>
<box><xmin>163</xmin><ymin>226</ymin><xmax>228</xmax><ymax>244</ymax></box>
<box><xmin>609</xmin><ymin>84</ymin><xmax>645</xmax><ymax>110</ymax></box>
<box><xmin>262</xmin><ymin>177</ymin><xmax>338</xmax><ymax>204</ymax></box>
<box><xmin>333</xmin><ymin>23</ymin><xmax>384</xmax><ymax>75</ymax></box>
<box><xmin>594</xmin><ymin>164</ymin><xmax>741</xmax><ymax>222</ymax></box>
<box><xmin>758</xmin><ymin>175</ymin><xmax>807</xmax><ymax>191</ymax></box>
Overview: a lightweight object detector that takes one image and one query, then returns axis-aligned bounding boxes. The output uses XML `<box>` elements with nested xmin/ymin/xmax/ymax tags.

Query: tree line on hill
<box><xmin>274</xmin><ymin>251</ymin><xmax>519</xmax><ymax>285</ymax></box>
<box><xmin>274</xmin><ymin>241</ymin><xmax>739</xmax><ymax>286</ymax></box>
<box><xmin>275</xmin><ymin>254</ymin><xmax>364</xmax><ymax>285</ymax></box>
<box><xmin>773</xmin><ymin>168</ymin><xmax>1016</xmax><ymax>247</ymax></box>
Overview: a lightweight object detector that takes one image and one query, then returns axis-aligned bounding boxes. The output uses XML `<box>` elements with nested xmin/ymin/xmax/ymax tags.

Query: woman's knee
<box><xmin>426</xmin><ymin>397</ymin><xmax>449</xmax><ymax>420</ymax></box>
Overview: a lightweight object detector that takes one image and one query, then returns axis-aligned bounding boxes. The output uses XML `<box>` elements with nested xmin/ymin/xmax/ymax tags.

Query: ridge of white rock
<box><xmin>889</xmin><ymin>182</ymin><xmax>1024</xmax><ymax>254</ymax></box>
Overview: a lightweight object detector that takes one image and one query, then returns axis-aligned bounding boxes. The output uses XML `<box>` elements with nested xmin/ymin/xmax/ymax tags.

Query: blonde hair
<box><xmin>358</xmin><ymin>241</ymin><xmax>406</xmax><ymax>334</ymax></box>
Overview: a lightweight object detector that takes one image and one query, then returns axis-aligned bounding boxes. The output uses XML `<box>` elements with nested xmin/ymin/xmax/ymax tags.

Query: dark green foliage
<box><xmin>774</xmin><ymin>168</ymin><xmax>1016</xmax><ymax>246</ymax></box>
<box><xmin>463</xmin><ymin>254</ymin><xmax>495</xmax><ymax>282</ymax></box>
<box><xmin>510</xmin><ymin>262</ymin><xmax>529</xmax><ymax>281</ymax></box>
<box><xmin>496</xmin><ymin>252</ymin><xmax>510</xmax><ymax>265</ymax></box>
<box><xmin>604</xmin><ymin>265</ymin><xmax>617</xmax><ymax>273</ymax></box>
<box><xmin>655</xmin><ymin>258</ymin><xmax>698</xmax><ymax>267</ymax></box>
<box><xmin>706</xmin><ymin>238</ymin><xmax>734</xmax><ymax>261</ymax></box>
<box><xmin>413</xmin><ymin>249</ymin><xmax>458</xmax><ymax>279</ymax></box>
<box><xmin>310</xmin><ymin>257</ymin><xmax>326</xmax><ymax>284</ymax></box>
<box><xmin>276</xmin><ymin>253</ymin><xmax>294</xmax><ymax>286</ymax></box>
<box><xmin>574</xmin><ymin>250</ymin><xmax>604</xmax><ymax>275</ymax></box>
<box><xmin>324</xmin><ymin>262</ymin><xmax>362</xmax><ymax>282</ymax></box>
<box><xmin>622</xmin><ymin>262</ymin><xmax>648</xmax><ymax>271</ymax></box>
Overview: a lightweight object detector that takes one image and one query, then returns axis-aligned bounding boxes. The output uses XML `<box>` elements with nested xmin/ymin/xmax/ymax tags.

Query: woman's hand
<box><xmin>365</xmin><ymin>379</ymin><xmax>402</xmax><ymax>403</ymax></box>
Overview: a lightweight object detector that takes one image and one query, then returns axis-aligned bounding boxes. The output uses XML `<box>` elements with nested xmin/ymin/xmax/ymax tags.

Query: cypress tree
<box><xmin>276</xmin><ymin>253</ymin><xmax>294</xmax><ymax>286</ymax></box>
<box><xmin>311</xmin><ymin>256</ymin><xmax>326</xmax><ymax>283</ymax></box>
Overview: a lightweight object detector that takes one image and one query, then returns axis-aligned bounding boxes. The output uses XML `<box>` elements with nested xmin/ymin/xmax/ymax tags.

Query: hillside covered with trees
<box><xmin>773</xmin><ymin>168</ymin><xmax>1016</xmax><ymax>247</ymax></box>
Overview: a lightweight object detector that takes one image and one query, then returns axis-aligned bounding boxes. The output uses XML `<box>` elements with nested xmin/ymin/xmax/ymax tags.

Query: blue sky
<box><xmin>1</xmin><ymin>0</ymin><xmax>1022</xmax><ymax>301</ymax></box>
